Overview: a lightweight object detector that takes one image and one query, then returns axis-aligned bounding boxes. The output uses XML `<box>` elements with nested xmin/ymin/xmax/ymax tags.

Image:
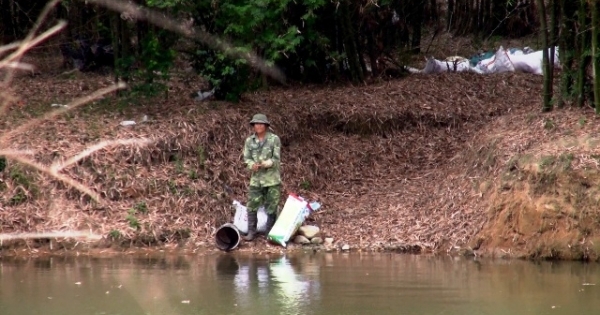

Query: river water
<box><xmin>0</xmin><ymin>253</ymin><xmax>598</xmax><ymax>315</ymax></box>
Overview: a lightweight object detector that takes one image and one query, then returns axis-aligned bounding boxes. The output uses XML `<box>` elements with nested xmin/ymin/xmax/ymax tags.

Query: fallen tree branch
<box><xmin>85</xmin><ymin>0</ymin><xmax>286</xmax><ymax>84</ymax></box>
<box><xmin>51</xmin><ymin>138</ymin><xmax>153</xmax><ymax>172</ymax></box>
<box><xmin>0</xmin><ymin>231</ymin><xmax>103</xmax><ymax>242</ymax></box>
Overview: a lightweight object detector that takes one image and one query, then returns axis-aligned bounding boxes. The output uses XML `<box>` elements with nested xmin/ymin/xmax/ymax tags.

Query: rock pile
<box><xmin>294</xmin><ymin>225</ymin><xmax>325</xmax><ymax>245</ymax></box>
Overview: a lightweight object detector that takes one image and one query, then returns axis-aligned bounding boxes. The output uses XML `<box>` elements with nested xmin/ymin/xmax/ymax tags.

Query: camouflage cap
<box><xmin>249</xmin><ymin>113</ymin><xmax>270</xmax><ymax>126</ymax></box>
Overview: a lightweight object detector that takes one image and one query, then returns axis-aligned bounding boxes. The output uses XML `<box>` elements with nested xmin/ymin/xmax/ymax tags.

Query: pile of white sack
<box><xmin>407</xmin><ymin>46</ymin><xmax>560</xmax><ymax>75</ymax></box>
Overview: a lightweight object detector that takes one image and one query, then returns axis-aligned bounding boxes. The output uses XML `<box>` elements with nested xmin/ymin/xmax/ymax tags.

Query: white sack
<box><xmin>476</xmin><ymin>46</ymin><xmax>560</xmax><ymax>75</ymax></box>
<box><xmin>232</xmin><ymin>200</ymin><xmax>268</xmax><ymax>234</ymax></box>
<box><xmin>422</xmin><ymin>56</ymin><xmax>482</xmax><ymax>74</ymax></box>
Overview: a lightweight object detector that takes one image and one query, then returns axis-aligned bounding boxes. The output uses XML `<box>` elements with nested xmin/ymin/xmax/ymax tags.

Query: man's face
<box><xmin>253</xmin><ymin>123</ymin><xmax>267</xmax><ymax>134</ymax></box>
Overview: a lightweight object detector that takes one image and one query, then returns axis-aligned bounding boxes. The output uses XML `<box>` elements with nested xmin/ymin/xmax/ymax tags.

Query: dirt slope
<box><xmin>1</xmin><ymin>69</ymin><xmax>599</xmax><ymax>260</ymax></box>
<box><xmin>470</xmin><ymin>107</ymin><xmax>600</xmax><ymax>260</ymax></box>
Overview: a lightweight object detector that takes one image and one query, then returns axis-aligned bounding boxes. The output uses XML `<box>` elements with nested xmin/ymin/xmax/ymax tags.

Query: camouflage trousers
<box><xmin>247</xmin><ymin>184</ymin><xmax>281</xmax><ymax>215</ymax></box>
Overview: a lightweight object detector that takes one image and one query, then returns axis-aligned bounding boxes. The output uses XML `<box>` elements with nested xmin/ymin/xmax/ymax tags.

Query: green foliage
<box><xmin>196</xmin><ymin>145</ymin><xmax>206</xmax><ymax>166</ymax></box>
<box><xmin>126</xmin><ymin>208</ymin><xmax>141</xmax><ymax>230</ymax></box>
<box><xmin>9</xmin><ymin>167</ymin><xmax>38</xmax><ymax>198</ymax></box>
<box><xmin>9</xmin><ymin>189</ymin><xmax>27</xmax><ymax>206</ymax></box>
<box><xmin>134</xmin><ymin>201</ymin><xmax>149</xmax><ymax>214</ymax></box>
<box><xmin>300</xmin><ymin>180</ymin><xmax>312</xmax><ymax>190</ymax></box>
<box><xmin>108</xmin><ymin>230</ymin><xmax>122</xmax><ymax>240</ymax></box>
<box><xmin>168</xmin><ymin>180</ymin><xmax>178</xmax><ymax>194</ymax></box>
<box><xmin>125</xmin><ymin>201</ymin><xmax>150</xmax><ymax>230</ymax></box>
<box><xmin>174</xmin><ymin>156</ymin><xmax>184</xmax><ymax>174</ymax></box>
<box><xmin>0</xmin><ymin>156</ymin><xmax>6</xmax><ymax>172</ymax></box>
<box><xmin>145</xmin><ymin>0</ymin><xmax>185</xmax><ymax>9</ymax></box>
<box><xmin>539</xmin><ymin>155</ymin><xmax>556</xmax><ymax>169</ymax></box>
<box><xmin>7</xmin><ymin>165</ymin><xmax>36</xmax><ymax>205</ymax></box>
<box><xmin>188</xmin><ymin>0</ymin><xmax>327</xmax><ymax>101</ymax></box>
<box><xmin>191</xmin><ymin>50</ymin><xmax>253</xmax><ymax>102</ymax></box>
<box><xmin>117</xmin><ymin>31</ymin><xmax>176</xmax><ymax>98</ymax></box>
<box><xmin>558</xmin><ymin>153</ymin><xmax>574</xmax><ymax>170</ymax></box>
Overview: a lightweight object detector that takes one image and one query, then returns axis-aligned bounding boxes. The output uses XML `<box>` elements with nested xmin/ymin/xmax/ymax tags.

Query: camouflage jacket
<box><xmin>243</xmin><ymin>132</ymin><xmax>282</xmax><ymax>187</ymax></box>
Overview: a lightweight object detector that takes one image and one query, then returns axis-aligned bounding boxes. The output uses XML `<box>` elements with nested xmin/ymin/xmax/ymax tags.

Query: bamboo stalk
<box><xmin>537</xmin><ymin>0</ymin><xmax>553</xmax><ymax>112</ymax></box>
<box><xmin>576</xmin><ymin>0</ymin><xmax>591</xmax><ymax>107</ymax></box>
<box><xmin>558</xmin><ymin>0</ymin><xmax>576</xmax><ymax>106</ymax></box>
<box><xmin>591</xmin><ymin>0</ymin><xmax>600</xmax><ymax>113</ymax></box>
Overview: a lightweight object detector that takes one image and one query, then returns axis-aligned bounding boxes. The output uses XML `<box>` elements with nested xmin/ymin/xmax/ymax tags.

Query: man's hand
<box><xmin>261</xmin><ymin>159</ymin><xmax>273</xmax><ymax>168</ymax></box>
<box><xmin>251</xmin><ymin>163</ymin><xmax>261</xmax><ymax>171</ymax></box>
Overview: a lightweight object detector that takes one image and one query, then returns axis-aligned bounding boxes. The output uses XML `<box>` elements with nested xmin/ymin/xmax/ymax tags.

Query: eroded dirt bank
<box><xmin>1</xmin><ymin>70</ymin><xmax>599</xmax><ymax>261</ymax></box>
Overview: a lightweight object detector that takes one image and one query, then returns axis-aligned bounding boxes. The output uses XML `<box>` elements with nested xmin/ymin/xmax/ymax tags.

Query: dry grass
<box><xmin>1</xmin><ymin>69</ymin><xmax>550</xmax><ymax>253</ymax></box>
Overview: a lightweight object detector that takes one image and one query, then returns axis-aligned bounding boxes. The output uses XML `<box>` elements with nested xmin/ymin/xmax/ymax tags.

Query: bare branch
<box><xmin>29</xmin><ymin>0</ymin><xmax>63</xmax><ymax>37</ymax></box>
<box><xmin>4</xmin><ymin>62</ymin><xmax>35</xmax><ymax>72</ymax></box>
<box><xmin>0</xmin><ymin>149</ymin><xmax>35</xmax><ymax>156</ymax></box>
<box><xmin>0</xmin><ymin>82</ymin><xmax>127</xmax><ymax>145</ymax></box>
<box><xmin>86</xmin><ymin>0</ymin><xmax>286</xmax><ymax>84</ymax></box>
<box><xmin>51</xmin><ymin>138</ymin><xmax>153</xmax><ymax>172</ymax></box>
<box><xmin>0</xmin><ymin>42</ymin><xmax>21</xmax><ymax>56</ymax></box>
<box><xmin>0</xmin><ymin>21</ymin><xmax>67</xmax><ymax>71</ymax></box>
<box><xmin>3</xmin><ymin>152</ymin><xmax>103</xmax><ymax>202</ymax></box>
<box><xmin>0</xmin><ymin>21</ymin><xmax>67</xmax><ymax>116</ymax></box>
<box><xmin>1</xmin><ymin>0</ymin><xmax>63</xmax><ymax>85</ymax></box>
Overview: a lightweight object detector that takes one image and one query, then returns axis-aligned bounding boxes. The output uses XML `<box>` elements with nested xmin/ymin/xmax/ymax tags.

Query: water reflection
<box><xmin>216</xmin><ymin>254</ymin><xmax>321</xmax><ymax>315</ymax></box>
<box><xmin>0</xmin><ymin>254</ymin><xmax>599</xmax><ymax>315</ymax></box>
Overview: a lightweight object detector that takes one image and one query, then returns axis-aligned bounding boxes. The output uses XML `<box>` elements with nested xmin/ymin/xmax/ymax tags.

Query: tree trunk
<box><xmin>339</xmin><ymin>0</ymin><xmax>363</xmax><ymax>83</ymax></box>
<box><xmin>120</xmin><ymin>15</ymin><xmax>132</xmax><ymax>83</ymax></box>
<box><xmin>366</xmin><ymin>28</ymin><xmax>379</xmax><ymax>77</ymax></box>
<box><xmin>576</xmin><ymin>0</ymin><xmax>591</xmax><ymax>107</ymax></box>
<box><xmin>425</xmin><ymin>0</ymin><xmax>438</xmax><ymax>24</ymax></box>
<box><xmin>537</xmin><ymin>0</ymin><xmax>553</xmax><ymax>112</ymax></box>
<box><xmin>549</xmin><ymin>0</ymin><xmax>559</xmax><ymax>67</ymax></box>
<box><xmin>558</xmin><ymin>0</ymin><xmax>576</xmax><ymax>106</ymax></box>
<box><xmin>110</xmin><ymin>12</ymin><xmax>121</xmax><ymax>94</ymax></box>
<box><xmin>447</xmin><ymin>0</ymin><xmax>455</xmax><ymax>31</ymax></box>
<box><xmin>591</xmin><ymin>0</ymin><xmax>600</xmax><ymax>113</ymax></box>
<box><xmin>410</xmin><ymin>0</ymin><xmax>425</xmax><ymax>53</ymax></box>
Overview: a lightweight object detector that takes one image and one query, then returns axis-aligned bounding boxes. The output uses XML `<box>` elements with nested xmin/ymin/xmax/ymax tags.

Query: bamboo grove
<box><xmin>4</xmin><ymin>0</ymin><xmax>599</xmax><ymax>113</ymax></box>
<box><xmin>536</xmin><ymin>0</ymin><xmax>600</xmax><ymax>112</ymax></box>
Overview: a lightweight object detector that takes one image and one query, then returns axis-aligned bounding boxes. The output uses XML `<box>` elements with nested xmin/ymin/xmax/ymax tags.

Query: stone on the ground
<box><xmin>294</xmin><ymin>235</ymin><xmax>311</xmax><ymax>244</ymax></box>
<box><xmin>298</xmin><ymin>225</ymin><xmax>320</xmax><ymax>238</ymax></box>
<box><xmin>311</xmin><ymin>237</ymin><xmax>323</xmax><ymax>244</ymax></box>
<box><xmin>341</xmin><ymin>244</ymin><xmax>350</xmax><ymax>251</ymax></box>
<box><xmin>324</xmin><ymin>237</ymin><xmax>334</xmax><ymax>245</ymax></box>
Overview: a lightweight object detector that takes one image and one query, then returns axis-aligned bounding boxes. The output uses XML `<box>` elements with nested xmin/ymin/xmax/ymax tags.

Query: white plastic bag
<box><xmin>476</xmin><ymin>46</ymin><xmax>560</xmax><ymax>75</ymax></box>
<box><xmin>422</xmin><ymin>56</ymin><xmax>481</xmax><ymax>74</ymax></box>
<box><xmin>491</xmin><ymin>46</ymin><xmax>515</xmax><ymax>73</ymax></box>
<box><xmin>232</xmin><ymin>200</ymin><xmax>268</xmax><ymax>234</ymax></box>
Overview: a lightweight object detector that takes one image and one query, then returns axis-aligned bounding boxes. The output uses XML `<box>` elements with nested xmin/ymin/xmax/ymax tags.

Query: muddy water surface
<box><xmin>1</xmin><ymin>253</ymin><xmax>599</xmax><ymax>315</ymax></box>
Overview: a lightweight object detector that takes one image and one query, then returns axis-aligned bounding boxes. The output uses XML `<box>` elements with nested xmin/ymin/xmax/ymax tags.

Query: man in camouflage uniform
<box><xmin>242</xmin><ymin>113</ymin><xmax>282</xmax><ymax>241</ymax></box>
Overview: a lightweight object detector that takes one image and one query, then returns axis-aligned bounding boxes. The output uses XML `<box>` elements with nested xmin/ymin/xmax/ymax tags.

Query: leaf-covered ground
<box><xmin>1</xmin><ymin>54</ymin><xmax>600</xmax><ymax>260</ymax></box>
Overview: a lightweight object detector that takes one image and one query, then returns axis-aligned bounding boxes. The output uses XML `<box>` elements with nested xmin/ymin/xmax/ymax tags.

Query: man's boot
<box><xmin>265</xmin><ymin>213</ymin><xmax>277</xmax><ymax>235</ymax></box>
<box><xmin>243</xmin><ymin>211</ymin><xmax>257</xmax><ymax>241</ymax></box>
